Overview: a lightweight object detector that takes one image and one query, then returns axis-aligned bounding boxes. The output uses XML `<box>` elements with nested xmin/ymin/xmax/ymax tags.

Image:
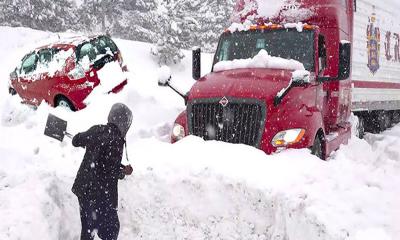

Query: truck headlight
<box><xmin>172</xmin><ymin>123</ymin><xmax>185</xmax><ymax>141</ymax></box>
<box><xmin>272</xmin><ymin>129</ymin><xmax>305</xmax><ymax>147</ymax></box>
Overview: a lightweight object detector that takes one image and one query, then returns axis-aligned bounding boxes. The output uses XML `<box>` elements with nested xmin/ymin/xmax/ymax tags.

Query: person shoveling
<box><xmin>44</xmin><ymin>103</ymin><xmax>134</xmax><ymax>240</ymax></box>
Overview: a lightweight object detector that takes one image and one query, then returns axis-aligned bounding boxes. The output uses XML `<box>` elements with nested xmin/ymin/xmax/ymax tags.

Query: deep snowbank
<box><xmin>0</xmin><ymin>26</ymin><xmax>399</xmax><ymax>240</ymax></box>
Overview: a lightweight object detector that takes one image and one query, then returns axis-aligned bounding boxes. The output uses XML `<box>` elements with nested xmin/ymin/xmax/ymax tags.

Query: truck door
<box><xmin>319</xmin><ymin>32</ymin><xmax>352</xmax><ymax>130</ymax></box>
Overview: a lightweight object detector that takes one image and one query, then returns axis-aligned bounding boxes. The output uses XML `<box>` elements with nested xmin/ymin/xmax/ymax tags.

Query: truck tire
<box><xmin>56</xmin><ymin>96</ymin><xmax>76</xmax><ymax>111</ymax></box>
<box><xmin>311</xmin><ymin>134</ymin><xmax>324</xmax><ymax>160</ymax></box>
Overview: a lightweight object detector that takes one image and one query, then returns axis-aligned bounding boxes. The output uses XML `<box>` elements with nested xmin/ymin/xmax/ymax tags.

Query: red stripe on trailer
<box><xmin>352</xmin><ymin>81</ymin><xmax>400</xmax><ymax>89</ymax></box>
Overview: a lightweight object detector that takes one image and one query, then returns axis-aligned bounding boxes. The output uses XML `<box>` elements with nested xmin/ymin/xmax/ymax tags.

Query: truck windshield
<box><xmin>214</xmin><ymin>29</ymin><xmax>315</xmax><ymax>71</ymax></box>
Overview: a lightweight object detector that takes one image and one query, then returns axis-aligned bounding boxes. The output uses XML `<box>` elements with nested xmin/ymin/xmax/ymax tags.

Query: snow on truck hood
<box><xmin>189</xmin><ymin>67</ymin><xmax>295</xmax><ymax>101</ymax></box>
<box><xmin>190</xmin><ymin>49</ymin><xmax>307</xmax><ymax>101</ymax></box>
<box><xmin>213</xmin><ymin>49</ymin><xmax>305</xmax><ymax>72</ymax></box>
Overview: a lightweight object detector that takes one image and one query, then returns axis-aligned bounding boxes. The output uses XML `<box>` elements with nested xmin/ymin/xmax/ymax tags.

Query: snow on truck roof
<box><xmin>232</xmin><ymin>0</ymin><xmax>315</xmax><ymax>23</ymax></box>
<box><xmin>225</xmin><ymin>21</ymin><xmax>315</xmax><ymax>33</ymax></box>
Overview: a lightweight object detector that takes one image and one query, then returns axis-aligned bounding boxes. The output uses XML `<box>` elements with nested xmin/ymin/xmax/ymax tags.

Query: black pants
<box><xmin>78</xmin><ymin>198</ymin><xmax>120</xmax><ymax>240</ymax></box>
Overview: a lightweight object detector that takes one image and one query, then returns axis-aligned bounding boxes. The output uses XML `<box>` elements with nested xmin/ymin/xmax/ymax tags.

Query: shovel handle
<box><xmin>64</xmin><ymin>131</ymin><xmax>74</xmax><ymax>139</ymax></box>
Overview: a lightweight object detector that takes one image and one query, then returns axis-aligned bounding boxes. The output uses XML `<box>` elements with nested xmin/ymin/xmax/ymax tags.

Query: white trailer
<box><xmin>352</xmin><ymin>0</ymin><xmax>400</xmax><ymax>112</ymax></box>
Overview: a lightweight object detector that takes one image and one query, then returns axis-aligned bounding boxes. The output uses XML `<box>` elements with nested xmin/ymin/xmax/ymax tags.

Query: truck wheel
<box><xmin>311</xmin><ymin>134</ymin><xmax>324</xmax><ymax>160</ymax></box>
<box><xmin>56</xmin><ymin>96</ymin><xmax>76</xmax><ymax>111</ymax></box>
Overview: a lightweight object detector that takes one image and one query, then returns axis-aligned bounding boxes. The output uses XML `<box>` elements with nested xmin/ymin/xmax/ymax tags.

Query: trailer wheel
<box><xmin>393</xmin><ymin>111</ymin><xmax>400</xmax><ymax>124</ymax></box>
<box><xmin>383</xmin><ymin>111</ymin><xmax>391</xmax><ymax>130</ymax></box>
<box><xmin>356</xmin><ymin>116</ymin><xmax>365</xmax><ymax>139</ymax></box>
<box><xmin>371</xmin><ymin>111</ymin><xmax>387</xmax><ymax>133</ymax></box>
<box><xmin>311</xmin><ymin>134</ymin><xmax>325</xmax><ymax>160</ymax></box>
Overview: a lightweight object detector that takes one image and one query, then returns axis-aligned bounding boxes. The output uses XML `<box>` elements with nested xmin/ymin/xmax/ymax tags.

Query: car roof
<box><xmin>36</xmin><ymin>34</ymin><xmax>107</xmax><ymax>51</ymax></box>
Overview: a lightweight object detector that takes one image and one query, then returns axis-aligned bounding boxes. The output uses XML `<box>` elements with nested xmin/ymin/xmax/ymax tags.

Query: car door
<box><xmin>18</xmin><ymin>52</ymin><xmax>40</xmax><ymax>102</ymax></box>
<box><xmin>34</xmin><ymin>48</ymin><xmax>55</xmax><ymax>103</ymax></box>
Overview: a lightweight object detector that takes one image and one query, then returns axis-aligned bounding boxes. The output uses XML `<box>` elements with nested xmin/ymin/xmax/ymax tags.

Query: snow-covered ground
<box><xmin>0</xmin><ymin>26</ymin><xmax>399</xmax><ymax>240</ymax></box>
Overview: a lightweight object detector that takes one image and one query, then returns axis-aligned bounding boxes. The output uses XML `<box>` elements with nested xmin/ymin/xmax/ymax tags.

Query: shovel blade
<box><xmin>44</xmin><ymin>114</ymin><xmax>67</xmax><ymax>142</ymax></box>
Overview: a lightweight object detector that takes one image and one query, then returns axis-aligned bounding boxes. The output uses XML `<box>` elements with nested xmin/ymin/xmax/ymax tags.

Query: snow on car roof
<box><xmin>35</xmin><ymin>34</ymin><xmax>106</xmax><ymax>50</ymax></box>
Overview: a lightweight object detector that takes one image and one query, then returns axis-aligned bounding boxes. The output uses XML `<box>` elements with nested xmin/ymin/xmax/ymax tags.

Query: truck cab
<box><xmin>164</xmin><ymin>0</ymin><xmax>354</xmax><ymax>159</ymax></box>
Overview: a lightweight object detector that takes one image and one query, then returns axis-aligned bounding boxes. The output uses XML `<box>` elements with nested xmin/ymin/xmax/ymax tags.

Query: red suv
<box><xmin>8</xmin><ymin>35</ymin><xmax>128</xmax><ymax>111</ymax></box>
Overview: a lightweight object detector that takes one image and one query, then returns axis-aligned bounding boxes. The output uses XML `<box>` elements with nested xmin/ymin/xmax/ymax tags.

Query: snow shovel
<box><xmin>44</xmin><ymin>114</ymin><xmax>73</xmax><ymax>142</ymax></box>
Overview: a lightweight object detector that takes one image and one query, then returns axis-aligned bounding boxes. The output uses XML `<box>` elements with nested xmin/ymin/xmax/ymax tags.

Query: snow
<box><xmin>256</xmin><ymin>0</ymin><xmax>285</xmax><ymax>18</ymax></box>
<box><xmin>227</xmin><ymin>20</ymin><xmax>253</xmax><ymax>32</ymax></box>
<box><xmin>232</xmin><ymin>0</ymin><xmax>315</xmax><ymax>24</ymax></box>
<box><xmin>284</xmin><ymin>22</ymin><xmax>305</xmax><ymax>32</ymax></box>
<box><xmin>214</xmin><ymin>49</ymin><xmax>305</xmax><ymax>72</ymax></box>
<box><xmin>96</xmin><ymin>61</ymin><xmax>127</xmax><ymax>91</ymax></box>
<box><xmin>1</xmin><ymin>26</ymin><xmax>400</xmax><ymax>240</ymax></box>
<box><xmin>34</xmin><ymin>49</ymin><xmax>74</xmax><ymax>77</ymax></box>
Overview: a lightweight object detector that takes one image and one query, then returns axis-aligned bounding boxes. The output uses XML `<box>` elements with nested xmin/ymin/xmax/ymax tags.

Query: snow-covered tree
<box><xmin>111</xmin><ymin>0</ymin><xmax>159</xmax><ymax>43</ymax></box>
<box><xmin>0</xmin><ymin>0</ymin><xmax>77</xmax><ymax>32</ymax></box>
<box><xmin>151</xmin><ymin>8</ymin><xmax>185</xmax><ymax>66</ymax></box>
<box><xmin>150</xmin><ymin>0</ymin><xmax>234</xmax><ymax>65</ymax></box>
<box><xmin>0</xmin><ymin>0</ymin><xmax>235</xmax><ymax>65</ymax></box>
<box><xmin>78</xmin><ymin>0</ymin><xmax>123</xmax><ymax>33</ymax></box>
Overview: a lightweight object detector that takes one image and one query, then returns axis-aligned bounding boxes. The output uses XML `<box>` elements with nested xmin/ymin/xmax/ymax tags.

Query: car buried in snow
<box><xmin>8</xmin><ymin>34</ymin><xmax>128</xmax><ymax>111</ymax></box>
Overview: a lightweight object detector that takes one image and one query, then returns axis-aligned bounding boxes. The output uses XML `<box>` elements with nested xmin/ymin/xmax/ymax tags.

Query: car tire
<box><xmin>56</xmin><ymin>96</ymin><xmax>76</xmax><ymax>111</ymax></box>
<box><xmin>311</xmin><ymin>134</ymin><xmax>325</xmax><ymax>160</ymax></box>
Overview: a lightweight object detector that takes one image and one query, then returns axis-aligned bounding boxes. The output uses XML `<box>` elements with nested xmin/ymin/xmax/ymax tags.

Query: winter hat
<box><xmin>108</xmin><ymin>103</ymin><xmax>133</xmax><ymax>137</ymax></box>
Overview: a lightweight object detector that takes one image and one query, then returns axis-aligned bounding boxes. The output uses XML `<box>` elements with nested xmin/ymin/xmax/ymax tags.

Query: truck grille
<box><xmin>188</xmin><ymin>98</ymin><xmax>266</xmax><ymax>147</ymax></box>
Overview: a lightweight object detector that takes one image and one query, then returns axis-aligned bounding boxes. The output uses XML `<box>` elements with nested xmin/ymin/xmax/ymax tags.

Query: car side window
<box><xmin>39</xmin><ymin>49</ymin><xmax>53</xmax><ymax>65</ymax></box>
<box><xmin>21</xmin><ymin>52</ymin><xmax>38</xmax><ymax>74</ymax></box>
<box><xmin>93</xmin><ymin>38</ymin><xmax>108</xmax><ymax>54</ymax></box>
<box><xmin>101</xmin><ymin>36</ymin><xmax>118</xmax><ymax>53</ymax></box>
<box><xmin>79</xmin><ymin>43</ymin><xmax>97</xmax><ymax>63</ymax></box>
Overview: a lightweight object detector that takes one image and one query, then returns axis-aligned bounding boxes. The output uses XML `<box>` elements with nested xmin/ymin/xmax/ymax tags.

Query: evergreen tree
<box><xmin>0</xmin><ymin>0</ymin><xmax>235</xmax><ymax>65</ymax></box>
<box><xmin>151</xmin><ymin>4</ymin><xmax>185</xmax><ymax>66</ymax></box>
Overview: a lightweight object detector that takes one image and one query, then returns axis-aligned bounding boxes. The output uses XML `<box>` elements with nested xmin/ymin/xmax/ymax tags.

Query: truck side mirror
<box><xmin>338</xmin><ymin>42</ymin><xmax>351</xmax><ymax>80</ymax></box>
<box><xmin>158</xmin><ymin>66</ymin><xmax>172</xmax><ymax>87</ymax></box>
<box><xmin>157</xmin><ymin>66</ymin><xmax>188</xmax><ymax>105</ymax></box>
<box><xmin>292</xmin><ymin>71</ymin><xmax>311</xmax><ymax>86</ymax></box>
<box><xmin>192</xmin><ymin>47</ymin><xmax>201</xmax><ymax>80</ymax></box>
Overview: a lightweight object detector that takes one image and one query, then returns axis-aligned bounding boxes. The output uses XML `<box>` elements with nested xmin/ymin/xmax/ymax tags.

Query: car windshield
<box><xmin>77</xmin><ymin>36</ymin><xmax>118</xmax><ymax>63</ymax></box>
<box><xmin>214</xmin><ymin>29</ymin><xmax>315</xmax><ymax>71</ymax></box>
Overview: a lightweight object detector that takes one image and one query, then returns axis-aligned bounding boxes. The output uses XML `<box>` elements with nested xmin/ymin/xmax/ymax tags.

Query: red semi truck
<box><xmin>160</xmin><ymin>0</ymin><xmax>400</xmax><ymax>159</ymax></box>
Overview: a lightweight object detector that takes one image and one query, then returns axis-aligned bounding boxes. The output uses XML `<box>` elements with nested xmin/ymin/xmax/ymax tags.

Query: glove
<box><xmin>122</xmin><ymin>165</ymin><xmax>133</xmax><ymax>176</ymax></box>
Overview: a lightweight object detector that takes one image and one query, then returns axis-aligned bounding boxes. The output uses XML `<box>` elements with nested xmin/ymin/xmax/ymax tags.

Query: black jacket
<box><xmin>72</xmin><ymin>123</ymin><xmax>125</xmax><ymax>208</ymax></box>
